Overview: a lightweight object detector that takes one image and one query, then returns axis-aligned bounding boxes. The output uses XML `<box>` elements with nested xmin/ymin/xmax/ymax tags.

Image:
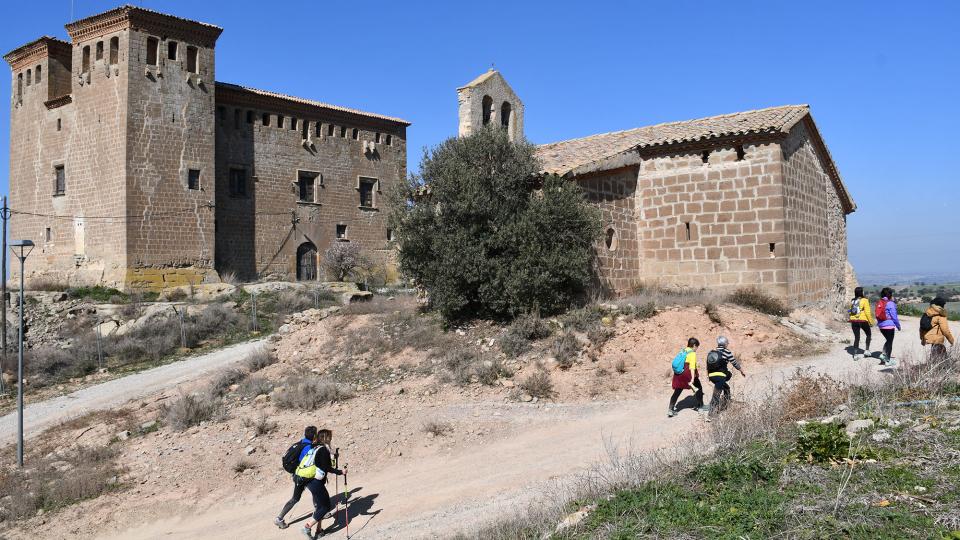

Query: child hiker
<box><xmin>705</xmin><ymin>336</ymin><xmax>746</xmax><ymax>420</ymax></box>
<box><xmin>921</xmin><ymin>296</ymin><xmax>955</xmax><ymax>359</ymax></box>
<box><xmin>668</xmin><ymin>337</ymin><xmax>703</xmax><ymax>417</ymax></box>
<box><xmin>876</xmin><ymin>287</ymin><xmax>901</xmax><ymax>366</ymax></box>
<box><xmin>848</xmin><ymin>286</ymin><xmax>874</xmax><ymax>360</ymax></box>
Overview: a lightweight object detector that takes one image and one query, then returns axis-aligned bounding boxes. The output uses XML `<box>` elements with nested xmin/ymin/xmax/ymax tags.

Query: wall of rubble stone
<box><xmin>578</xmin><ymin>168</ymin><xmax>640</xmax><ymax>295</ymax></box>
<box><xmin>780</xmin><ymin>121</ymin><xmax>849</xmax><ymax>312</ymax></box>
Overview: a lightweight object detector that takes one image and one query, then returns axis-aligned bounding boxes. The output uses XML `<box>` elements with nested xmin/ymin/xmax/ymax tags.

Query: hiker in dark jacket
<box><xmin>299</xmin><ymin>429</ymin><xmax>343</xmax><ymax>539</ymax></box>
<box><xmin>275</xmin><ymin>426</ymin><xmax>318</xmax><ymax>529</ymax></box>
<box><xmin>921</xmin><ymin>297</ymin><xmax>955</xmax><ymax>359</ymax></box>
<box><xmin>706</xmin><ymin>336</ymin><xmax>746</xmax><ymax>418</ymax></box>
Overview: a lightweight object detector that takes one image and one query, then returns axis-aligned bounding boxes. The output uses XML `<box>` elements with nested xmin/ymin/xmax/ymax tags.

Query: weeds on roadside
<box><xmin>520</xmin><ymin>370</ymin><xmax>554</xmax><ymax>399</ymax></box>
<box><xmin>500</xmin><ymin>313</ymin><xmax>553</xmax><ymax>357</ymax></box>
<box><xmin>244</xmin><ymin>347</ymin><xmax>276</xmax><ymax>372</ymax></box>
<box><xmin>273</xmin><ymin>378</ymin><xmax>354</xmax><ymax>409</ymax></box>
<box><xmin>163</xmin><ymin>392</ymin><xmax>225</xmax><ymax>430</ymax></box>
<box><xmin>727</xmin><ymin>287</ymin><xmax>789</xmax><ymax>316</ymax></box>
<box><xmin>552</xmin><ymin>331</ymin><xmax>580</xmax><ymax>369</ymax></box>
<box><xmin>422</xmin><ymin>419</ymin><xmax>452</xmax><ymax>437</ymax></box>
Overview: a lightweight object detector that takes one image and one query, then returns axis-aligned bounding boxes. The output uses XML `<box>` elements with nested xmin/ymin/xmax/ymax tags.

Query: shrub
<box><xmin>704</xmin><ymin>302</ymin><xmax>723</xmax><ymax>325</ymax></box>
<box><xmin>520</xmin><ymin>370</ymin><xmax>554</xmax><ymax>399</ymax></box>
<box><xmin>443</xmin><ymin>348</ymin><xmax>482</xmax><ymax>385</ymax></box>
<box><xmin>232</xmin><ymin>459</ymin><xmax>256</xmax><ymax>473</ymax></box>
<box><xmin>164</xmin><ymin>392</ymin><xmax>224</xmax><ymax>430</ymax></box>
<box><xmin>210</xmin><ymin>368</ymin><xmax>247</xmax><ymax>396</ymax></box>
<box><xmin>165</xmin><ymin>288</ymin><xmax>189</xmax><ymax>302</ymax></box>
<box><xmin>500</xmin><ymin>313</ymin><xmax>552</xmax><ymax>357</ymax></box>
<box><xmin>552</xmin><ymin>331</ymin><xmax>580</xmax><ymax>369</ymax></box>
<box><xmin>273</xmin><ymin>378</ymin><xmax>354</xmax><ymax>409</ymax></box>
<box><xmin>220</xmin><ymin>270</ymin><xmax>241</xmax><ymax>286</ymax></box>
<box><xmin>244</xmin><ymin>347</ymin><xmax>276</xmax><ymax>372</ymax></box>
<box><xmin>242</xmin><ymin>415</ymin><xmax>278</xmax><ymax>436</ymax></box>
<box><xmin>238</xmin><ymin>375</ymin><xmax>274</xmax><ymax>398</ymax></box>
<box><xmin>323</xmin><ymin>242</ymin><xmax>371</xmax><ymax>282</ymax></box>
<box><xmin>422</xmin><ymin>419</ymin><xmax>452</xmax><ymax>437</ymax></box>
<box><xmin>563</xmin><ymin>305</ymin><xmax>604</xmax><ymax>332</ymax></box>
<box><xmin>474</xmin><ymin>358</ymin><xmax>513</xmax><ymax>385</ymax></box>
<box><xmin>66</xmin><ymin>286</ymin><xmax>127</xmax><ymax>302</ymax></box>
<box><xmin>727</xmin><ymin>287</ymin><xmax>789</xmax><ymax>317</ymax></box>
<box><xmin>586</xmin><ymin>324</ymin><xmax>615</xmax><ymax>348</ymax></box>
<box><xmin>389</xmin><ymin>127</ymin><xmax>601</xmax><ymax>321</ymax></box>
<box><xmin>794</xmin><ymin>422</ymin><xmax>853</xmax><ymax>464</ymax></box>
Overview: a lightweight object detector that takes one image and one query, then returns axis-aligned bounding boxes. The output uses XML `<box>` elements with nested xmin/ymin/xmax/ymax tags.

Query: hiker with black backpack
<box><xmin>876</xmin><ymin>287</ymin><xmax>901</xmax><ymax>366</ymax></box>
<box><xmin>704</xmin><ymin>336</ymin><xmax>746</xmax><ymax>419</ymax></box>
<box><xmin>848</xmin><ymin>287</ymin><xmax>875</xmax><ymax>360</ymax></box>
<box><xmin>296</xmin><ymin>429</ymin><xmax>343</xmax><ymax>539</ymax></box>
<box><xmin>668</xmin><ymin>337</ymin><xmax>703</xmax><ymax>417</ymax></box>
<box><xmin>275</xmin><ymin>426</ymin><xmax>319</xmax><ymax>530</ymax></box>
<box><xmin>920</xmin><ymin>297</ymin><xmax>955</xmax><ymax>360</ymax></box>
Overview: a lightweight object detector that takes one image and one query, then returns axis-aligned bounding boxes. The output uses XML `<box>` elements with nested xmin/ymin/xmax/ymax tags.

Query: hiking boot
<box><xmin>853</xmin><ymin>353</ymin><xmax>862</xmax><ymax>361</ymax></box>
<box><xmin>301</xmin><ymin>525</ymin><xmax>314</xmax><ymax>540</ymax></box>
<box><xmin>274</xmin><ymin>517</ymin><xmax>288</xmax><ymax>530</ymax></box>
<box><xmin>667</xmin><ymin>408</ymin><xmax>676</xmax><ymax>418</ymax></box>
<box><xmin>879</xmin><ymin>354</ymin><xmax>888</xmax><ymax>365</ymax></box>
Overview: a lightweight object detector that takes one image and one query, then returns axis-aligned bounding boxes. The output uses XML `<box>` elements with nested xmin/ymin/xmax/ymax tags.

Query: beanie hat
<box><xmin>932</xmin><ymin>297</ymin><xmax>947</xmax><ymax>308</ymax></box>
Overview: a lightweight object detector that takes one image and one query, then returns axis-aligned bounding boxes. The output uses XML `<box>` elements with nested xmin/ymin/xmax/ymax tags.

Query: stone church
<box><xmin>5</xmin><ymin>6</ymin><xmax>407</xmax><ymax>290</ymax></box>
<box><xmin>458</xmin><ymin>70</ymin><xmax>856</xmax><ymax>307</ymax></box>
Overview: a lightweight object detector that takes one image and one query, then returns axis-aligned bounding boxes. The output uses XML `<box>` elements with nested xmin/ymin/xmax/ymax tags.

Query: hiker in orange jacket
<box><xmin>921</xmin><ymin>297</ymin><xmax>955</xmax><ymax>360</ymax></box>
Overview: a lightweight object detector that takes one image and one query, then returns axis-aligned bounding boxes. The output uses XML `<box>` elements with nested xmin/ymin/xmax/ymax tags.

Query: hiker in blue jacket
<box><xmin>275</xmin><ymin>426</ymin><xmax>318</xmax><ymax>529</ymax></box>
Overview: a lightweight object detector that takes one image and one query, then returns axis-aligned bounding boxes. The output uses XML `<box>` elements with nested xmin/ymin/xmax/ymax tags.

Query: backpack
<box><xmin>849</xmin><ymin>298</ymin><xmax>861</xmax><ymax>317</ymax></box>
<box><xmin>875</xmin><ymin>299</ymin><xmax>888</xmax><ymax>322</ymax></box>
<box><xmin>282</xmin><ymin>441</ymin><xmax>309</xmax><ymax>473</ymax></box>
<box><xmin>706</xmin><ymin>350</ymin><xmax>723</xmax><ymax>372</ymax></box>
<box><xmin>919</xmin><ymin>313</ymin><xmax>933</xmax><ymax>333</ymax></box>
<box><xmin>671</xmin><ymin>349</ymin><xmax>689</xmax><ymax>375</ymax></box>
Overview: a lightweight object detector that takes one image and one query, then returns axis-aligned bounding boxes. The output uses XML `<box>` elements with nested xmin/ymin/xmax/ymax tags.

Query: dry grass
<box><xmin>520</xmin><ymin>370</ymin><xmax>554</xmax><ymax>399</ymax></box>
<box><xmin>442</xmin><ymin>347</ymin><xmax>509</xmax><ymax>385</ymax></box>
<box><xmin>552</xmin><ymin>331</ymin><xmax>581</xmax><ymax>370</ymax></box>
<box><xmin>727</xmin><ymin>286</ymin><xmax>789</xmax><ymax>316</ymax></box>
<box><xmin>422</xmin><ymin>419</ymin><xmax>453</xmax><ymax>437</ymax></box>
<box><xmin>242</xmin><ymin>415</ymin><xmax>278</xmax><ymax>436</ymax></box>
<box><xmin>163</xmin><ymin>392</ymin><xmax>225</xmax><ymax>431</ymax></box>
<box><xmin>273</xmin><ymin>378</ymin><xmax>354</xmax><ymax>409</ymax></box>
<box><xmin>219</xmin><ymin>270</ymin><xmax>241</xmax><ymax>286</ymax></box>
<box><xmin>500</xmin><ymin>313</ymin><xmax>553</xmax><ymax>357</ymax></box>
<box><xmin>232</xmin><ymin>459</ymin><xmax>256</xmax><ymax>474</ymax></box>
<box><xmin>209</xmin><ymin>368</ymin><xmax>248</xmax><ymax>397</ymax></box>
<box><xmin>621</xmin><ymin>283</ymin><xmax>719</xmax><ymax>309</ymax></box>
<box><xmin>244</xmin><ymin>347</ymin><xmax>276</xmax><ymax>372</ymax></box>
<box><xmin>704</xmin><ymin>302</ymin><xmax>723</xmax><ymax>325</ymax></box>
<box><xmin>614</xmin><ymin>358</ymin><xmax>627</xmax><ymax>374</ymax></box>
<box><xmin>238</xmin><ymin>375</ymin><xmax>274</xmax><ymax>398</ymax></box>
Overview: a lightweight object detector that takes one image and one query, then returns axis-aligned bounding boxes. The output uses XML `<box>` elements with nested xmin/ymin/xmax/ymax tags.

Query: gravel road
<box><xmin>0</xmin><ymin>338</ymin><xmax>269</xmax><ymax>444</ymax></box>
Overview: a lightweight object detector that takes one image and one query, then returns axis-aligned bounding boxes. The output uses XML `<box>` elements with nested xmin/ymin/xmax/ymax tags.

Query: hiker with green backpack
<box><xmin>275</xmin><ymin>427</ymin><xmax>343</xmax><ymax>538</ymax></box>
<box><xmin>275</xmin><ymin>426</ymin><xmax>319</xmax><ymax>529</ymax></box>
<box><xmin>668</xmin><ymin>337</ymin><xmax>703</xmax><ymax>417</ymax></box>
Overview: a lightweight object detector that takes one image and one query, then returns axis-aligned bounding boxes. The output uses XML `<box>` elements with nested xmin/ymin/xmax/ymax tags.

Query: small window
<box><xmin>188</xmin><ymin>169</ymin><xmax>201</xmax><ymax>190</ymax></box>
<box><xmin>481</xmin><ymin>95</ymin><xmax>493</xmax><ymax>125</ymax></box>
<box><xmin>316</xmin><ymin>123</ymin><xmax>323</xmax><ymax>137</ymax></box>
<box><xmin>769</xmin><ymin>242</ymin><xmax>776</xmax><ymax>258</ymax></box>
<box><xmin>246</xmin><ymin>110</ymin><xmax>254</xmax><ymax>124</ymax></box>
<box><xmin>735</xmin><ymin>145</ymin><xmax>746</xmax><ymax>161</ymax></box>
<box><xmin>301</xmin><ymin>120</ymin><xmax>309</xmax><ymax>140</ymax></box>
<box><xmin>386</xmin><ymin>228</ymin><xmax>395</xmax><ymax>242</ymax></box>
<box><xmin>262</xmin><ymin>113</ymin><xmax>270</xmax><ymax>126</ymax></box>
<box><xmin>167</xmin><ymin>41</ymin><xmax>178</xmax><ymax>61</ymax></box>
<box><xmin>701</xmin><ymin>150</ymin><xmax>710</xmax><ymax>164</ymax></box>
<box><xmin>16</xmin><ymin>73</ymin><xmax>22</xmax><ymax>101</ymax></box>
<box><xmin>82</xmin><ymin>46</ymin><xmax>90</xmax><ymax>73</ymax></box>
<box><xmin>605</xmin><ymin>227</ymin><xmax>617</xmax><ymax>251</ymax></box>
<box><xmin>229</xmin><ymin>168</ymin><xmax>247</xmax><ymax>197</ymax></box>
<box><xmin>186</xmin><ymin>46</ymin><xmax>198</xmax><ymax>73</ymax></box>
<box><xmin>54</xmin><ymin>165</ymin><xmax>66</xmax><ymax>196</ymax></box>
<box><xmin>351</xmin><ymin>128</ymin><xmax>359</xmax><ymax>140</ymax></box>
<box><xmin>35</xmin><ymin>65</ymin><xmax>41</xmax><ymax>83</ymax></box>
<box><xmin>327</xmin><ymin>124</ymin><xmax>335</xmax><ymax>137</ymax></box>
<box><xmin>96</xmin><ymin>41</ymin><xmax>104</xmax><ymax>60</ymax></box>
<box><xmin>290</xmin><ymin>118</ymin><xmax>298</xmax><ymax>131</ymax></box>
<box><xmin>26</xmin><ymin>69</ymin><xmax>31</xmax><ymax>86</ymax></box>
<box><xmin>277</xmin><ymin>115</ymin><xmax>285</xmax><ymax>129</ymax></box>
<box><xmin>234</xmin><ymin>109</ymin><xmax>241</xmax><ymax>129</ymax></box>
<box><xmin>109</xmin><ymin>37</ymin><xmax>119</xmax><ymax>64</ymax></box>
<box><xmin>685</xmin><ymin>222</ymin><xmax>691</xmax><ymax>241</ymax></box>
<box><xmin>336</xmin><ymin>224</ymin><xmax>347</xmax><ymax>240</ymax></box>
<box><xmin>146</xmin><ymin>37</ymin><xmax>159</xmax><ymax>66</ymax></box>
<box><xmin>386</xmin><ymin>134</ymin><xmax>393</xmax><ymax>146</ymax></box>
<box><xmin>358</xmin><ymin>177</ymin><xmax>377</xmax><ymax>208</ymax></box>
<box><xmin>45</xmin><ymin>227</ymin><xmax>52</xmax><ymax>243</ymax></box>
<box><xmin>298</xmin><ymin>172</ymin><xmax>316</xmax><ymax>202</ymax></box>
<box><xmin>501</xmin><ymin>101</ymin><xmax>512</xmax><ymax>129</ymax></box>
<box><xmin>339</xmin><ymin>126</ymin><xmax>346</xmax><ymax>138</ymax></box>
<box><xmin>375</xmin><ymin>132</ymin><xmax>381</xmax><ymax>144</ymax></box>
<box><xmin>56</xmin><ymin>118</ymin><xmax>61</xmax><ymax>131</ymax></box>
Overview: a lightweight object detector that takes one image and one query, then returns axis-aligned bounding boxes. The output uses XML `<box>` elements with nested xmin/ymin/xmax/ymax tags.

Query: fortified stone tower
<box><xmin>457</xmin><ymin>69</ymin><xmax>523</xmax><ymax>141</ymax></box>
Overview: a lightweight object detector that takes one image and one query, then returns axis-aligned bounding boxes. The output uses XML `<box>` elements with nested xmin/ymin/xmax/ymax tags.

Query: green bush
<box><xmin>66</xmin><ymin>286</ymin><xmax>127</xmax><ymax>303</ymax></box>
<box><xmin>388</xmin><ymin>127</ymin><xmax>600</xmax><ymax>321</ymax></box>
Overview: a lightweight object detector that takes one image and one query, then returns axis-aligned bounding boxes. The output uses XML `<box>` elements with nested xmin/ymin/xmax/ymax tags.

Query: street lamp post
<box><xmin>10</xmin><ymin>239</ymin><xmax>33</xmax><ymax>468</ymax></box>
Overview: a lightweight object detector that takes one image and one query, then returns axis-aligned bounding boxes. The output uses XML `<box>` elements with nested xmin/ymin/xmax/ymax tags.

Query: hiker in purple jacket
<box><xmin>876</xmin><ymin>287</ymin><xmax>901</xmax><ymax>366</ymax></box>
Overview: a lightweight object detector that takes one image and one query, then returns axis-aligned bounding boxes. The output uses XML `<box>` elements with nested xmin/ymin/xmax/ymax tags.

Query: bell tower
<box><xmin>457</xmin><ymin>69</ymin><xmax>524</xmax><ymax>141</ymax></box>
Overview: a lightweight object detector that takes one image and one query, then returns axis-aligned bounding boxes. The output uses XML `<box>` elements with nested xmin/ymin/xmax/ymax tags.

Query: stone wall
<box><xmin>578</xmin><ymin>168</ymin><xmax>640</xmax><ymax>294</ymax></box>
<box><xmin>457</xmin><ymin>71</ymin><xmax>524</xmax><ymax>142</ymax></box>
<box><xmin>213</xmin><ymin>97</ymin><xmax>406</xmax><ymax>281</ymax></box>
<box><xmin>780</xmin><ymin>121</ymin><xmax>849</xmax><ymax>311</ymax></box>
<box><xmin>631</xmin><ymin>142</ymin><xmax>788</xmax><ymax>295</ymax></box>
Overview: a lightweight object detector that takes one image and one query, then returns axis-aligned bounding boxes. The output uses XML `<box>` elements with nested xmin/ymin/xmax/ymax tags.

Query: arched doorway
<box><xmin>296</xmin><ymin>242</ymin><xmax>318</xmax><ymax>281</ymax></box>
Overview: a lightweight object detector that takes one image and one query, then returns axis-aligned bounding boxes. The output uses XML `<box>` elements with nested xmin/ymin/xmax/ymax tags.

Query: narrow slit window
<box><xmin>109</xmin><ymin>37</ymin><xmax>119</xmax><ymax>64</ymax></box>
<box><xmin>217</xmin><ymin>106</ymin><xmax>225</xmax><ymax>126</ymax></box>
<box><xmin>229</xmin><ymin>168</ymin><xmax>247</xmax><ymax>197</ymax></box>
<box><xmin>701</xmin><ymin>150</ymin><xmax>710</xmax><ymax>164</ymax></box>
<box><xmin>302</xmin><ymin>121</ymin><xmax>309</xmax><ymax>140</ymax></box>
<box><xmin>387</xmin><ymin>228</ymin><xmax>395</xmax><ymax>242</ymax></box>
<box><xmin>277</xmin><ymin>115</ymin><xmax>285</xmax><ymax>129</ymax></box>
<box><xmin>17</xmin><ymin>73</ymin><xmax>22</xmax><ymax>101</ymax></box>
<box><xmin>35</xmin><ymin>65</ymin><xmax>41</xmax><ymax>83</ymax></box>
<box><xmin>290</xmin><ymin>118</ymin><xmax>298</xmax><ymax>131</ymax></box>
<box><xmin>167</xmin><ymin>41</ymin><xmax>178</xmax><ymax>61</ymax></box>
<box><xmin>375</xmin><ymin>132</ymin><xmax>381</xmax><ymax>144</ymax></box>
<box><xmin>82</xmin><ymin>46</ymin><xmax>91</xmax><ymax>73</ymax></box>
<box><xmin>96</xmin><ymin>41</ymin><xmax>104</xmax><ymax>60</ymax></box>
<box><xmin>351</xmin><ymin>128</ymin><xmax>359</xmax><ymax>140</ymax></box>
<box><xmin>56</xmin><ymin>118</ymin><xmax>61</xmax><ymax>131</ymax></box>
<box><xmin>685</xmin><ymin>222</ymin><xmax>691</xmax><ymax>241</ymax></box>
<box><xmin>769</xmin><ymin>243</ymin><xmax>776</xmax><ymax>258</ymax></box>
<box><xmin>45</xmin><ymin>227</ymin><xmax>52</xmax><ymax>242</ymax></box>
<box><xmin>146</xmin><ymin>37</ymin><xmax>158</xmax><ymax>66</ymax></box>
<box><xmin>234</xmin><ymin>109</ymin><xmax>241</xmax><ymax>129</ymax></box>
<box><xmin>316</xmin><ymin>123</ymin><xmax>323</xmax><ymax>137</ymax></box>
<box><xmin>186</xmin><ymin>46</ymin><xmax>198</xmax><ymax>73</ymax></box>
<box><xmin>54</xmin><ymin>165</ymin><xmax>66</xmax><ymax>196</ymax></box>
<box><xmin>339</xmin><ymin>126</ymin><xmax>346</xmax><ymax>138</ymax></box>
<box><xmin>262</xmin><ymin>113</ymin><xmax>270</xmax><ymax>126</ymax></box>
<box><xmin>188</xmin><ymin>169</ymin><xmax>201</xmax><ymax>190</ymax></box>
<box><xmin>26</xmin><ymin>69</ymin><xmax>31</xmax><ymax>86</ymax></box>
<box><xmin>736</xmin><ymin>145</ymin><xmax>746</xmax><ymax>161</ymax></box>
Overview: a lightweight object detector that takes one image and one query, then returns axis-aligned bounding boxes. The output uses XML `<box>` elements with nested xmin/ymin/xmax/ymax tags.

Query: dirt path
<box><xmin>91</xmin><ymin>320</ymin><xmax>925</xmax><ymax>540</ymax></box>
<box><xmin>0</xmin><ymin>338</ymin><xmax>269</xmax><ymax>444</ymax></box>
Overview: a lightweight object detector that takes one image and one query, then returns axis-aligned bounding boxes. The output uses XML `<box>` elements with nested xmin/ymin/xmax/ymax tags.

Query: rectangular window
<box><xmin>351</xmin><ymin>128</ymin><xmax>359</xmax><ymax>140</ymax></box>
<box><xmin>277</xmin><ymin>115</ymin><xmax>285</xmax><ymax>129</ymax></box>
<box><xmin>26</xmin><ymin>69</ymin><xmax>31</xmax><ymax>86</ymax></box>
<box><xmin>316</xmin><ymin>123</ymin><xmax>323</xmax><ymax>137</ymax></box>
<box><xmin>262</xmin><ymin>113</ymin><xmax>270</xmax><ymax>127</ymax></box>
<box><xmin>54</xmin><ymin>165</ymin><xmax>66</xmax><ymax>196</ymax></box>
<box><xmin>246</xmin><ymin>110</ymin><xmax>254</xmax><ymax>124</ymax></box>
<box><xmin>229</xmin><ymin>168</ymin><xmax>247</xmax><ymax>197</ymax></box>
<box><xmin>17</xmin><ymin>73</ymin><xmax>22</xmax><ymax>102</ymax></box>
<box><xmin>45</xmin><ymin>227</ymin><xmax>52</xmax><ymax>243</ymax></box>
<box><xmin>336</xmin><ymin>224</ymin><xmax>347</xmax><ymax>240</ymax></box>
<box><xmin>339</xmin><ymin>126</ymin><xmax>346</xmax><ymax>138</ymax></box>
<box><xmin>146</xmin><ymin>37</ymin><xmax>159</xmax><ymax>66</ymax></box>
<box><xmin>386</xmin><ymin>228</ymin><xmax>394</xmax><ymax>242</ymax></box>
<box><xmin>186</xmin><ymin>46</ymin><xmax>198</xmax><ymax>73</ymax></box>
<box><xmin>217</xmin><ymin>106</ymin><xmax>225</xmax><ymax>126</ymax></box>
<box><xmin>82</xmin><ymin>46</ymin><xmax>91</xmax><ymax>73</ymax></box>
<box><xmin>109</xmin><ymin>37</ymin><xmax>119</xmax><ymax>65</ymax></box>
<box><xmin>386</xmin><ymin>134</ymin><xmax>393</xmax><ymax>146</ymax></box>
<box><xmin>327</xmin><ymin>124</ymin><xmax>335</xmax><ymax>137</ymax></box>
<box><xmin>375</xmin><ymin>132</ymin><xmax>382</xmax><ymax>144</ymax></box>
<box><xmin>188</xmin><ymin>169</ymin><xmax>201</xmax><ymax>190</ymax></box>
<box><xmin>56</xmin><ymin>118</ymin><xmax>62</xmax><ymax>131</ymax></box>
<box><xmin>358</xmin><ymin>177</ymin><xmax>377</xmax><ymax>208</ymax></box>
<box><xmin>302</xmin><ymin>120</ymin><xmax>309</xmax><ymax>140</ymax></box>
<box><xmin>35</xmin><ymin>65</ymin><xmax>41</xmax><ymax>83</ymax></box>
<box><xmin>290</xmin><ymin>118</ymin><xmax>298</xmax><ymax>131</ymax></box>
<box><xmin>167</xmin><ymin>41</ymin><xmax>178</xmax><ymax>61</ymax></box>
<box><xmin>298</xmin><ymin>172</ymin><xmax>316</xmax><ymax>202</ymax></box>
<box><xmin>96</xmin><ymin>41</ymin><xmax>104</xmax><ymax>60</ymax></box>
<box><xmin>234</xmin><ymin>109</ymin><xmax>241</xmax><ymax>129</ymax></box>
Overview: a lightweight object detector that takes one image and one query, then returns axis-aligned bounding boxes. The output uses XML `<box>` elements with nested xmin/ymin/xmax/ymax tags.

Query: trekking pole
<box><xmin>334</xmin><ymin>448</ymin><xmax>340</xmax><ymax>518</ymax></box>
<box><xmin>343</xmin><ymin>464</ymin><xmax>350</xmax><ymax>539</ymax></box>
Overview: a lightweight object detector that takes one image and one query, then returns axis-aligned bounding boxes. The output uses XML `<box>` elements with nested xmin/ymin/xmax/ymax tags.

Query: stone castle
<box><xmin>458</xmin><ymin>70</ymin><xmax>856</xmax><ymax>307</ymax></box>
<box><xmin>6</xmin><ymin>5</ymin><xmax>856</xmax><ymax>307</ymax></box>
<box><xmin>5</xmin><ymin>6</ymin><xmax>407</xmax><ymax>290</ymax></box>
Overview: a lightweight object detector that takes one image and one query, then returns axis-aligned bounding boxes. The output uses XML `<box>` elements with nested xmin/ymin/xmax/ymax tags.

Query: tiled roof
<box><xmin>536</xmin><ymin>105</ymin><xmax>810</xmax><ymax>176</ymax></box>
<box><xmin>215</xmin><ymin>82</ymin><xmax>410</xmax><ymax>126</ymax></box>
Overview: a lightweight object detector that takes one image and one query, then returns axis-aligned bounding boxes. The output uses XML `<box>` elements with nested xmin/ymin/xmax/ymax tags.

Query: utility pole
<box><xmin>1</xmin><ymin>196</ymin><xmax>8</xmax><ymax>395</ymax></box>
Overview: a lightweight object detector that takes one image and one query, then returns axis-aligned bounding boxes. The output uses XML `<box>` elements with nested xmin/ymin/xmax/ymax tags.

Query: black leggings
<box><xmin>709</xmin><ymin>372</ymin><xmax>732</xmax><ymax>412</ymax></box>
<box><xmin>850</xmin><ymin>321</ymin><xmax>871</xmax><ymax>352</ymax></box>
<box><xmin>880</xmin><ymin>328</ymin><xmax>896</xmax><ymax>358</ymax></box>
<box><xmin>669</xmin><ymin>376</ymin><xmax>703</xmax><ymax>410</ymax></box>
<box><xmin>278</xmin><ymin>476</ymin><xmax>332</xmax><ymax>522</ymax></box>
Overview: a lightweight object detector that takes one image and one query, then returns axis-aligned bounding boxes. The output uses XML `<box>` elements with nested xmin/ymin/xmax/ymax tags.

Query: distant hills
<box><xmin>857</xmin><ymin>272</ymin><xmax>960</xmax><ymax>286</ymax></box>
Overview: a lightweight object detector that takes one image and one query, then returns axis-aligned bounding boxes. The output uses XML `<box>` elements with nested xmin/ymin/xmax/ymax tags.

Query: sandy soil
<box><xmin>0</xmin><ymin>308</ymin><xmax>928</xmax><ymax>540</ymax></box>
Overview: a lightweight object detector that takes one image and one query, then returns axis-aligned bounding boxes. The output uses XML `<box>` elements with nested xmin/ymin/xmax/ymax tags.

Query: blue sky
<box><xmin>2</xmin><ymin>1</ymin><xmax>958</xmax><ymax>274</ymax></box>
